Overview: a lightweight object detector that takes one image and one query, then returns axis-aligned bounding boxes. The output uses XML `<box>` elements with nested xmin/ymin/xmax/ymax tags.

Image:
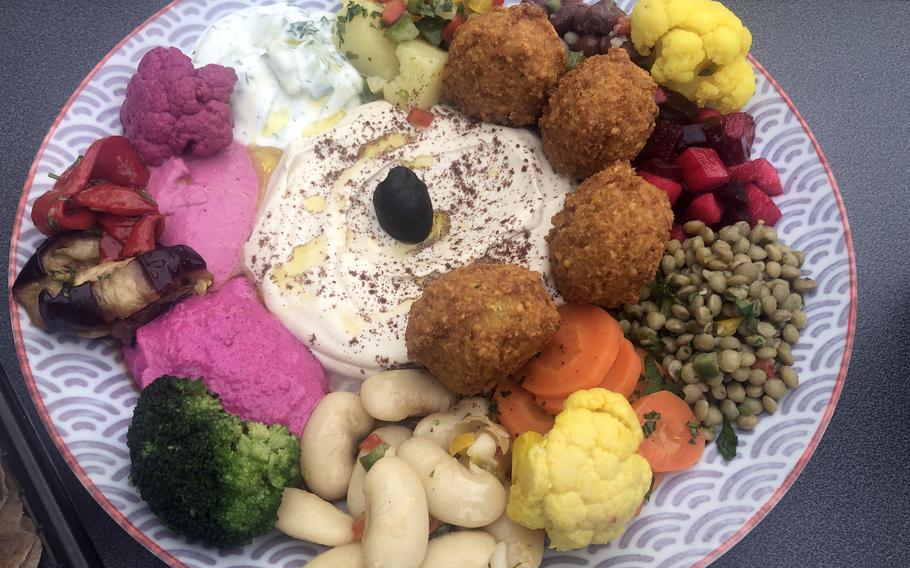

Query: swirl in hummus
<box><xmin>244</xmin><ymin>101</ymin><xmax>575</xmax><ymax>378</ymax></box>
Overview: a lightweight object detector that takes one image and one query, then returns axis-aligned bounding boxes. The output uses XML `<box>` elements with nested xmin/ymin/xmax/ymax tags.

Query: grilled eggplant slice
<box><xmin>12</xmin><ymin>232</ymin><xmax>212</xmax><ymax>341</ymax></box>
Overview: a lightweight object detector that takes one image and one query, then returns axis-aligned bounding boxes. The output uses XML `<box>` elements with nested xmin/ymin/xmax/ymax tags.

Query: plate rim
<box><xmin>5</xmin><ymin>2</ymin><xmax>857</xmax><ymax>566</ymax></box>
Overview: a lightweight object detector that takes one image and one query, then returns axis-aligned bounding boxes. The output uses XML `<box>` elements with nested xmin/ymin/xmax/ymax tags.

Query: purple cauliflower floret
<box><xmin>120</xmin><ymin>46</ymin><xmax>237</xmax><ymax>166</ymax></box>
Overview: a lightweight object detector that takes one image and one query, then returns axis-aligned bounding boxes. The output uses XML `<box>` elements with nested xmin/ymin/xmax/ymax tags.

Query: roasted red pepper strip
<box><xmin>89</xmin><ymin>136</ymin><xmax>150</xmax><ymax>188</ymax></box>
<box><xmin>70</xmin><ymin>183</ymin><xmax>158</xmax><ymax>216</ymax></box>
<box><xmin>120</xmin><ymin>214</ymin><xmax>164</xmax><ymax>258</ymax></box>
<box><xmin>97</xmin><ymin>213</ymin><xmax>137</xmax><ymax>243</ymax></box>
<box><xmin>30</xmin><ymin>191</ymin><xmax>96</xmax><ymax>235</ymax></box>
<box><xmin>53</xmin><ymin>151</ymin><xmax>96</xmax><ymax>196</ymax></box>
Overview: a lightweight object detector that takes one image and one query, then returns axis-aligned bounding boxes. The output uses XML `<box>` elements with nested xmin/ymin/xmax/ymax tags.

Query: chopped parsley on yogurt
<box><xmin>193</xmin><ymin>4</ymin><xmax>363</xmax><ymax>147</ymax></box>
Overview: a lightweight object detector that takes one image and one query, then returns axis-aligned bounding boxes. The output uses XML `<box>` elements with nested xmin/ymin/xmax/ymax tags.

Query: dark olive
<box><xmin>373</xmin><ymin>166</ymin><xmax>433</xmax><ymax>244</ymax></box>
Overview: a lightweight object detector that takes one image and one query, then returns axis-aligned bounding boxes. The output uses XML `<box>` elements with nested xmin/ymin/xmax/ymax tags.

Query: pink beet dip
<box><xmin>124</xmin><ymin>276</ymin><xmax>327</xmax><ymax>435</ymax></box>
<box><xmin>146</xmin><ymin>142</ymin><xmax>258</xmax><ymax>285</ymax></box>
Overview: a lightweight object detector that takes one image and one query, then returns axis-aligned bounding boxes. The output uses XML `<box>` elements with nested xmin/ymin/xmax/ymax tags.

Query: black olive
<box><xmin>373</xmin><ymin>166</ymin><xmax>433</xmax><ymax>244</ymax></box>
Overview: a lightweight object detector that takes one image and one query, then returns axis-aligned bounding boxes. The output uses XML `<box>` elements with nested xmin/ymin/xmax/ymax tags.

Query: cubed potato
<box><xmin>335</xmin><ymin>0</ymin><xmax>400</xmax><ymax>80</ymax></box>
<box><xmin>383</xmin><ymin>39</ymin><xmax>448</xmax><ymax>110</ymax></box>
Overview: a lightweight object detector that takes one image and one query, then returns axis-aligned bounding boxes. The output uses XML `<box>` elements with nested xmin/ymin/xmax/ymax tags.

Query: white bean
<box><xmin>347</xmin><ymin>425</ymin><xmax>414</xmax><ymax>518</ymax></box>
<box><xmin>419</xmin><ymin>531</ymin><xmax>497</xmax><ymax>568</ymax></box>
<box><xmin>360</xmin><ymin>369</ymin><xmax>458</xmax><ymax>421</ymax></box>
<box><xmin>483</xmin><ymin>508</ymin><xmax>544</xmax><ymax>568</ymax></box>
<box><xmin>306</xmin><ymin>543</ymin><xmax>366</xmax><ymax>568</ymax></box>
<box><xmin>275</xmin><ymin>488</ymin><xmax>353</xmax><ymax>546</ymax></box>
<box><xmin>300</xmin><ymin>392</ymin><xmax>375</xmax><ymax>500</ymax></box>
<box><xmin>363</xmin><ymin>457</ymin><xmax>428</xmax><ymax>568</ymax></box>
<box><xmin>396</xmin><ymin>436</ymin><xmax>506</xmax><ymax>528</ymax></box>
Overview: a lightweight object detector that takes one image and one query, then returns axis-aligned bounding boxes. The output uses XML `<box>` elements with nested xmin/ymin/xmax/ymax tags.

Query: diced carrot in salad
<box><xmin>381</xmin><ymin>0</ymin><xmax>407</xmax><ymax>26</ymax></box>
<box><xmin>407</xmin><ymin>107</ymin><xmax>434</xmax><ymax>128</ymax></box>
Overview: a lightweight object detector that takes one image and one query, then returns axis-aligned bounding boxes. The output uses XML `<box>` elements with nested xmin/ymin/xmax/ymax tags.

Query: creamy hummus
<box><xmin>147</xmin><ymin>143</ymin><xmax>259</xmax><ymax>285</ymax></box>
<box><xmin>244</xmin><ymin>102</ymin><xmax>574</xmax><ymax>378</ymax></box>
<box><xmin>125</xmin><ymin>276</ymin><xmax>327</xmax><ymax>435</ymax></box>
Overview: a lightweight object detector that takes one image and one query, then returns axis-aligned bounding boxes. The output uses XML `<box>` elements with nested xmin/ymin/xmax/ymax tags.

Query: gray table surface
<box><xmin>1</xmin><ymin>1</ymin><xmax>909</xmax><ymax>566</ymax></box>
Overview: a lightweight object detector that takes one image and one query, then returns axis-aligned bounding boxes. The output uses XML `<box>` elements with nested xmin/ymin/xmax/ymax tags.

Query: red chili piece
<box><xmin>406</xmin><ymin>107</ymin><xmax>435</xmax><ymax>129</ymax></box>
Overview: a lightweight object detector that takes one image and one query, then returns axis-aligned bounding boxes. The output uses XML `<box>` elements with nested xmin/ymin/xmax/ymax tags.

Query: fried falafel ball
<box><xmin>405</xmin><ymin>263</ymin><xmax>559</xmax><ymax>395</ymax></box>
<box><xmin>547</xmin><ymin>161</ymin><xmax>672</xmax><ymax>308</ymax></box>
<box><xmin>540</xmin><ymin>49</ymin><xmax>658</xmax><ymax>179</ymax></box>
<box><xmin>442</xmin><ymin>4</ymin><xmax>567</xmax><ymax>127</ymax></box>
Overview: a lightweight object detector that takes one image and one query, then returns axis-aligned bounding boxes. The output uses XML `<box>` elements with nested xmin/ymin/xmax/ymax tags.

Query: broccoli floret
<box><xmin>127</xmin><ymin>376</ymin><xmax>301</xmax><ymax>547</ymax></box>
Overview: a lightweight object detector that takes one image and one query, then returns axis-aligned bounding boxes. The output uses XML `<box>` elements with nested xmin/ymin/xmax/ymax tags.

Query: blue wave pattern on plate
<box><xmin>9</xmin><ymin>0</ymin><xmax>852</xmax><ymax>566</ymax></box>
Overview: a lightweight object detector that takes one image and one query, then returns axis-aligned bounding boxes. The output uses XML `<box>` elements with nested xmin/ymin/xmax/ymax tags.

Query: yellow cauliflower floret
<box><xmin>507</xmin><ymin>389</ymin><xmax>652</xmax><ymax>551</ymax></box>
<box><xmin>631</xmin><ymin>0</ymin><xmax>755</xmax><ymax>112</ymax></box>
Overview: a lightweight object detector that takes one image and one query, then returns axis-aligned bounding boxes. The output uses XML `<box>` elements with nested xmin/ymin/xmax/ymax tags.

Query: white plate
<box><xmin>7</xmin><ymin>1</ymin><xmax>856</xmax><ymax>566</ymax></box>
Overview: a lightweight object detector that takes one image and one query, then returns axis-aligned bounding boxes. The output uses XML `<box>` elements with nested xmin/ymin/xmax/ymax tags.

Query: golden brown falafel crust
<box><xmin>442</xmin><ymin>4</ymin><xmax>567</xmax><ymax>127</ymax></box>
<box><xmin>547</xmin><ymin>161</ymin><xmax>672</xmax><ymax>308</ymax></box>
<box><xmin>540</xmin><ymin>49</ymin><xmax>658</xmax><ymax>180</ymax></box>
<box><xmin>405</xmin><ymin>263</ymin><xmax>559</xmax><ymax>395</ymax></box>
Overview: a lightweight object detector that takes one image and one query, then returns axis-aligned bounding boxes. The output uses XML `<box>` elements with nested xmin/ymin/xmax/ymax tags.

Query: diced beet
<box><xmin>729</xmin><ymin>158</ymin><xmax>783</xmax><ymax>196</ymax></box>
<box><xmin>639</xmin><ymin>171</ymin><xmax>683</xmax><ymax>206</ymax></box>
<box><xmin>679</xmin><ymin>123</ymin><xmax>708</xmax><ymax>150</ymax></box>
<box><xmin>685</xmin><ymin>193</ymin><xmax>724</xmax><ymax>225</ymax></box>
<box><xmin>659</xmin><ymin>89</ymin><xmax>699</xmax><ymax>124</ymax></box>
<box><xmin>635</xmin><ymin>158</ymin><xmax>683</xmax><ymax>181</ymax></box>
<box><xmin>717</xmin><ymin>112</ymin><xmax>756</xmax><ymax>165</ymax></box>
<box><xmin>715</xmin><ymin>180</ymin><xmax>750</xmax><ymax>226</ymax></box>
<box><xmin>698</xmin><ymin>108</ymin><xmax>723</xmax><ymax>122</ymax></box>
<box><xmin>702</xmin><ymin>112</ymin><xmax>756</xmax><ymax>166</ymax></box>
<box><xmin>639</xmin><ymin>120</ymin><xmax>683</xmax><ymax>160</ymax></box>
<box><xmin>670</xmin><ymin>223</ymin><xmax>686</xmax><ymax>241</ymax></box>
<box><xmin>745</xmin><ymin>183</ymin><xmax>782</xmax><ymax>226</ymax></box>
<box><xmin>655</xmin><ymin>87</ymin><xmax>669</xmax><ymax>105</ymax></box>
<box><xmin>677</xmin><ymin>147</ymin><xmax>730</xmax><ymax>193</ymax></box>
<box><xmin>715</xmin><ymin>179</ymin><xmax>750</xmax><ymax>209</ymax></box>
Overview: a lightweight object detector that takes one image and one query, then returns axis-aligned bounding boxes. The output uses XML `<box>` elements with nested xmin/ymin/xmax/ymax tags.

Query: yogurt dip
<box><xmin>125</xmin><ymin>276</ymin><xmax>327</xmax><ymax>435</ymax></box>
<box><xmin>193</xmin><ymin>4</ymin><xmax>362</xmax><ymax>147</ymax></box>
<box><xmin>245</xmin><ymin>102</ymin><xmax>575</xmax><ymax>378</ymax></box>
<box><xmin>146</xmin><ymin>143</ymin><xmax>259</xmax><ymax>285</ymax></box>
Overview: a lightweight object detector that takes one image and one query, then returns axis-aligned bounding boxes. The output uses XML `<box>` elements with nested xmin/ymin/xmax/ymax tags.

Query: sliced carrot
<box><xmin>598</xmin><ymin>338</ymin><xmax>641</xmax><ymax>399</ymax></box>
<box><xmin>517</xmin><ymin>304</ymin><xmax>622</xmax><ymax>399</ymax></box>
<box><xmin>494</xmin><ymin>376</ymin><xmax>555</xmax><ymax>438</ymax></box>
<box><xmin>533</xmin><ymin>392</ymin><xmax>565</xmax><ymax>416</ymax></box>
<box><xmin>534</xmin><ymin>338</ymin><xmax>641</xmax><ymax>414</ymax></box>
<box><xmin>632</xmin><ymin>391</ymin><xmax>705</xmax><ymax>473</ymax></box>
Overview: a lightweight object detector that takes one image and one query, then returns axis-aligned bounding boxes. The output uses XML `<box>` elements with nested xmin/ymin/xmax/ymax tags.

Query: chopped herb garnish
<box><xmin>735</xmin><ymin>298</ymin><xmax>757</xmax><ymax>320</ymax></box>
<box><xmin>642</xmin><ymin>410</ymin><xmax>660</xmax><ymax>438</ymax></box>
<box><xmin>644</xmin><ymin>474</ymin><xmax>656</xmax><ymax>502</ymax></box>
<box><xmin>429</xmin><ymin>522</ymin><xmax>454</xmax><ymax>539</ymax></box>
<box><xmin>650</xmin><ymin>276</ymin><xmax>680</xmax><ymax>317</ymax></box>
<box><xmin>687</xmin><ymin>421</ymin><xmax>700</xmax><ymax>444</ymax></box>
<box><xmin>336</xmin><ymin>3</ymin><xmax>368</xmax><ymax>40</ymax></box>
<box><xmin>358</xmin><ymin>442</ymin><xmax>390</xmax><ymax>472</ymax></box>
<box><xmin>716</xmin><ymin>416</ymin><xmax>738</xmax><ymax>461</ymax></box>
<box><xmin>566</xmin><ymin>50</ymin><xmax>585</xmax><ymax>71</ymax></box>
<box><xmin>345</xmin><ymin>51</ymin><xmax>359</xmax><ymax>60</ymax></box>
<box><xmin>47</xmin><ymin>172</ymin><xmax>60</xmax><ymax>180</ymax></box>
<box><xmin>288</xmin><ymin>20</ymin><xmax>320</xmax><ymax>39</ymax></box>
<box><xmin>642</xmin><ymin>355</ymin><xmax>681</xmax><ymax>396</ymax></box>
